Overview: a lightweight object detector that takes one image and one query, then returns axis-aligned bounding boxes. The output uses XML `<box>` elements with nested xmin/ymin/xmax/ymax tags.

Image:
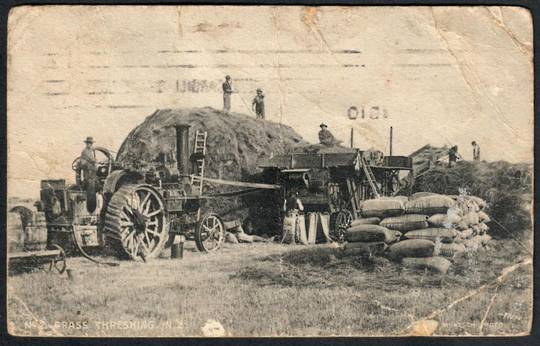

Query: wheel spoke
<box><xmin>144</xmin><ymin>230</ymin><xmax>151</xmax><ymax>245</ymax></box>
<box><xmin>146</xmin><ymin>229</ymin><xmax>160</xmax><ymax>237</ymax></box>
<box><xmin>146</xmin><ymin>208</ymin><xmax>163</xmax><ymax>218</ymax></box>
<box><xmin>139</xmin><ymin>192</ymin><xmax>151</xmax><ymax>212</ymax></box>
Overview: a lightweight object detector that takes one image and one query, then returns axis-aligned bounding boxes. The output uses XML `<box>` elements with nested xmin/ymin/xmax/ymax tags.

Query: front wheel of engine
<box><xmin>195</xmin><ymin>213</ymin><xmax>224</xmax><ymax>253</ymax></box>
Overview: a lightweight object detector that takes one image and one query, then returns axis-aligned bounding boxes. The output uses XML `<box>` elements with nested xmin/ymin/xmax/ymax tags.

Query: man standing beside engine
<box><xmin>80</xmin><ymin>136</ymin><xmax>97</xmax><ymax>182</ymax></box>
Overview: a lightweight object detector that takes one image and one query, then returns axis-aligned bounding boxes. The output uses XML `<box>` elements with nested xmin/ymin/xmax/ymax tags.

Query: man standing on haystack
<box><xmin>471</xmin><ymin>141</ymin><xmax>481</xmax><ymax>161</ymax></box>
<box><xmin>448</xmin><ymin>145</ymin><xmax>462</xmax><ymax>168</ymax></box>
<box><xmin>252</xmin><ymin>88</ymin><xmax>265</xmax><ymax>120</ymax></box>
<box><xmin>222</xmin><ymin>75</ymin><xmax>233</xmax><ymax>113</ymax></box>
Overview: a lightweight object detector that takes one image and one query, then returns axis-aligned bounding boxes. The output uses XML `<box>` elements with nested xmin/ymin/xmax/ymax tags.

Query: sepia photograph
<box><xmin>5</xmin><ymin>5</ymin><xmax>534</xmax><ymax>337</ymax></box>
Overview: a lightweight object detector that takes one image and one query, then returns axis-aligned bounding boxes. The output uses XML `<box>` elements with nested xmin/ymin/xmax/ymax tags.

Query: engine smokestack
<box><xmin>175</xmin><ymin>125</ymin><xmax>190</xmax><ymax>176</ymax></box>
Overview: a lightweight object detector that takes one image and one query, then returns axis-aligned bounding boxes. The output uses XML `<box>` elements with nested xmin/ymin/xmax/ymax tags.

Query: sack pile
<box><xmin>341</xmin><ymin>193</ymin><xmax>492</xmax><ymax>274</ymax></box>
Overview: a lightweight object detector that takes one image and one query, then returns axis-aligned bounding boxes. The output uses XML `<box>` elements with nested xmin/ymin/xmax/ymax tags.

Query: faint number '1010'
<box><xmin>348</xmin><ymin>106</ymin><xmax>389</xmax><ymax>120</ymax></box>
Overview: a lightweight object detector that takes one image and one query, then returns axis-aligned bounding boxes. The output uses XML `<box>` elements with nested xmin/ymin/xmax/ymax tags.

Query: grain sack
<box><xmin>428</xmin><ymin>213</ymin><xmax>461</xmax><ymax>227</ymax></box>
<box><xmin>461</xmin><ymin>212</ymin><xmax>480</xmax><ymax>227</ymax></box>
<box><xmin>478</xmin><ymin>222</ymin><xmax>489</xmax><ymax>233</ymax></box>
<box><xmin>346</xmin><ymin>225</ymin><xmax>400</xmax><ymax>243</ymax></box>
<box><xmin>307</xmin><ymin>213</ymin><xmax>318</xmax><ymax>244</ymax></box>
<box><xmin>381</xmin><ymin>196</ymin><xmax>409</xmax><ymax>203</ymax></box>
<box><xmin>437</xmin><ymin>243</ymin><xmax>466</xmax><ymax>257</ymax></box>
<box><xmin>342</xmin><ymin>242</ymin><xmax>387</xmax><ymax>257</ymax></box>
<box><xmin>411</xmin><ymin>192</ymin><xmax>440</xmax><ymax>200</ymax></box>
<box><xmin>402</xmin><ymin>256</ymin><xmax>452</xmax><ymax>274</ymax></box>
<box><xmin>466</xmin><ymin>196</ymin><xmax>487</xmax><ymax>210</ymax></box>
<box><xmin>478</xmin><ymin>211</ymin><xmax>491</xmax><ymax>223</ymax></box>
<box><xmin>296</xmin><ymin>215</ymin><xmax>308</xmax><ymax>245</ymax></box>
<box><xmin>459</xmin><ymin>228</ymin><xmax>474</xmax><ymax>239</ymax></box>
<box><xmin>463</xmin><ymin>236</ymin><xmax>483</xmax><ymax>250</ymax></box>
<box><xmin>380</xmin><ymin>214</ymin><xmax>429</xmax><ymax>232</ymax></box>
<box><xmin>478</xmin><ymin>234</ymin><xmax>492</xmax><ymax>245</ymax></box>
<box><xmin>386</xmin><ymin>239</ymin><xmax>435</xmax><ymax>259</ymax></box>
<box><xmin>7</xmin><ymin>212</ymin><xmax>25</xmax><ymax>252</ymax></box>
<box><xmin>319</xmin><ymin>213</ymin><xmax>333</xmax><ymax>242</ymax></box>
<box><xmin>405</xmin><ymin>195</ymin><xmax>455</xmax><ymax>215</ymax></box>
<box><xmin>225</xmin><ymin>232</ymin><xmax>239</xmax><ymax>244</ymax></box>
<box><xmin>360</xmin><ymin>198</ymin><xmax>404</xmax><ymax>218</ymax></box>
<box><xmin>350</xmin><ymin>217</ymin><xmax>381</xmax><ymax>226</ymax></box>
<box><xmin>405</xmin><ymin>228</ymin><xmax>458</xmax><ymax>243</ymax></box>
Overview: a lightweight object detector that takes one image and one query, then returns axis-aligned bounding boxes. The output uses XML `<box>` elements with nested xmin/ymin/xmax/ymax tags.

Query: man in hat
<box><xmin>448</xmin><ymin>145</ymin><xmax>462</xmax><ymax>168</ymax></box>
<box><xmin>80</xmin><ymin>136</ymin><xmax>97</xmax><ymax>181</ymax></box>
<box><xmin>252</xmin><ymin>88</ymin><xmax>265</xmax><ymax>120</ymax></box>
<box><xmin>222</xmin><ymin>75</ymin><xmax>233</xmax><ymax>112</ymax></box>
<box><xmin>471</xmin><ymin>141</ymin><xmax>481</xmax><ymax>161</ymax></box>
<box><xmin>318</xmin><ymin>123</ymin><xmax>336</xmax><ymax>146</ymax></box>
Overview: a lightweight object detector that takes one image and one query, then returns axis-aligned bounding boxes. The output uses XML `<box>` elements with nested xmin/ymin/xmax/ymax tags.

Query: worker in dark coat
<box><xmin>252</xmin><ymin>88</ymin><xmax>265</xmax><ymax>119</ymax></box>
<box><xmin>80</xmin><ymin>136</ymin><xmax>97</xmax><ymax>181</ymax></box>
<box><xmin>222</xmin><ymin>75</ymin><xmax>233</xmax><ymax>112</ymax></box>
<box><xmin>448</xmin><ymin>145</ymin><xmax>462</xmax><ymax>168</ymax></box>
<box><xmin>471</xmin><ymin>141</ymin><xmax>481</xmax><ymax>161</ymax></box>
<box><xmin>318</xmin><ymin>123</ymin><xmax>336</xmax><ymax>146</ymax></box>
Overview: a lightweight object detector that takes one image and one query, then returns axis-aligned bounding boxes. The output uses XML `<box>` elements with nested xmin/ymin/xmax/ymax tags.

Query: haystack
<box><xmin>116</xmin><ymin>107</ymin><xmax>308</xmax><ymax>233</ymax></box>
<box><xmin>411</xmin><ymin>159</ymin><xmax>532</xmax><ymax>237</ymax></box>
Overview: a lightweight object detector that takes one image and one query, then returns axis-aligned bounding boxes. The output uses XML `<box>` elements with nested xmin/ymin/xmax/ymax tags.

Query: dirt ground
<box><xmin>6</xmin><ymin>237</ymin><xmax>532</xmax><ymax>337</ymax></box>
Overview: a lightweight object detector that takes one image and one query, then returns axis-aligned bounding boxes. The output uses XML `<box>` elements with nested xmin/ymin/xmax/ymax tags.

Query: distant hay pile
<box><xmin>116</xmin><ymin>107</ymin><xmax>308</xmax><ymax>233</ymax></box>
<box><xmin>411</xmin><ymin>160</ymin><xmax>532</xmax><ymax>237</ymax></box>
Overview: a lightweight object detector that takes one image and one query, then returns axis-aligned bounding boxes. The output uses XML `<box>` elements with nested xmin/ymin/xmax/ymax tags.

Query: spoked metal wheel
<box><xmin>195</xmin><ymin>213</ymin><xmax>224</xmax><ymax>252</ymax></box>
<box><xmin>330</xmin><ymin>209</ymin><xmax>353</xmax><ymax>242</ymax></box>
<box><xmin>104</xmin><ymin>184</ymin><xmax>168</xmax><ymax>260</ymax></box>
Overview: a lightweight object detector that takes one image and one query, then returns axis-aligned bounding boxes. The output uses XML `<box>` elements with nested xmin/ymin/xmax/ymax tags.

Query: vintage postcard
<box><xmin>6</xmin><ymin>5</ymin><xmax>533</xmax><ymax>337</ymax></box>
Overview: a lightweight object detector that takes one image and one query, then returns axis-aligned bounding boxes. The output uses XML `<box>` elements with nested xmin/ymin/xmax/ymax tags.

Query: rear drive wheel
<box><xmin>104</xmin><ymin>184</ymin><xmax>168</xmax><ymax>260</ymax></box>
<box><xmin>195</xmin><ymin>213</ymin><xmax>224</xmax><ymax>252</ymax></box>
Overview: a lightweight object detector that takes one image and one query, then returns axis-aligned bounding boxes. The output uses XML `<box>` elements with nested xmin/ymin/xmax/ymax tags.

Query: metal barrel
<box><xmin>171</xmin><ymin>242</ymin><xmax>184</xmax><ymax>259</ymax></box>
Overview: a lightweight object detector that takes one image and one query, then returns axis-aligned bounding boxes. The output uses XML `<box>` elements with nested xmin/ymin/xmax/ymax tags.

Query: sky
<box><xmin>7</xmin><ymin>6</ymin><xmax>533</xmax><ymax>198</ymax></box>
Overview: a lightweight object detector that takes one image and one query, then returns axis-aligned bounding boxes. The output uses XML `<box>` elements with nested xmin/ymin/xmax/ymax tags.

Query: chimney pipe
<box><xmin>175</xmin><ymin>125</ymin><xmax>190</xmax><ymax>176</ymax></box>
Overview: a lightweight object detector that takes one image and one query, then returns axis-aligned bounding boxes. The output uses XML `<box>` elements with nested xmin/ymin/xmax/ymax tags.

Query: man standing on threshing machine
<box><xmin>471</xmin><ymin>141</ymin><xmax>481</xmax><ymax>161</ymax></box>
<box><xmin>252</xmin><ymin>88</ymin><xmax>265</xmax><ymax>120</ymax></box>
<box><xmin>80</xmin><ymin>136</ymin><xmax>97</xmax><ymax>182</ymax></box>
<box><xmin>222</xmin><ymin>75</ymin><xmax>233</xmax><ymax>113</ymax></box>
<box><xmin>318</xmin><ymin>123</ymin><xmax>336</xmax><ymax>146</ymax></box>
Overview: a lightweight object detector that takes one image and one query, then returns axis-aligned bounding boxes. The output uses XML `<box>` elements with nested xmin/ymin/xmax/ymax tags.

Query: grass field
<box><xmin>7</xmin><ymin>236</ymin><xmax>532</xmax><ymax>337</ymax></box>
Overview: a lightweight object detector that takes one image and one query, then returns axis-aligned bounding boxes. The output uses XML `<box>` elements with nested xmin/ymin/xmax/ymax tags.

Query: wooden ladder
<box><xmin>346</xmin><ymin>178</ymin><xmax>361</xmax><ymax>218</ymax></box>
<box><xmin>190</xmin><ymin>130</ymin><xmax>208</xmax><ymax>195</ymax></box>
<box><xmin>361</xmin><ymin>156</ymin><xmax>381</xmax><ymax>199</ymax></box>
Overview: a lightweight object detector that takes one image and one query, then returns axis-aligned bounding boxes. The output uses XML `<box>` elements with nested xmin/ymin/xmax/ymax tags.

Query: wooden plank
<box><xmin>9</xmin><ymin>250</ymin><xmax>61</xmax><ymax>259</ymax></box>
<box><xmin>193</xmin><ymin>176</ymin><xmax>281</xmax><ymax>190</ymax></box>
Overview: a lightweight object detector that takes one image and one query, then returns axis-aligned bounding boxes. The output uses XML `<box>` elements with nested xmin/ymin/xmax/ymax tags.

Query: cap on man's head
<box><xmin>84</xmin><ymin>136</ymin><xmax>95</xmax><ymax>144</ymax></box>
<box><xmin>320</xmin><ymin>123</ymin><xmax>327</xmax><ymax>128</ymax></box>
<box><xmin>471</xmin><ymin>141</ymin><xmax>476</xmax><ymax>145</ymax></box>
<box><xmin>256</xmin><ymin>88</ymin><xmax>262</xmax><ymax>92</ymax></box>
<box><xmin>225</xmin><ymin>75</ymin><xmax>231</xmax><ymax>80</ymax></box>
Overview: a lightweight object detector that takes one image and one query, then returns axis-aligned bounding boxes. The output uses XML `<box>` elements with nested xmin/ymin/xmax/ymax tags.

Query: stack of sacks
<box><xmin>440</xmin><ymin>194</ymin><xmax>492</xmax><ymax>251</ymax></box>
<box><xmin>386</xmin><ymin>239</ymin><xmax>452</xmax><ymax>274</ymax></box>
<box><xmin>345</xmin><ymin>193</ymin><xmax>492</xmax><ymax>273</ymax></box>
<box><xmin>342</xmin><ymin>224</ymin><xmax>401</xmax><ymax>257</ymax></box>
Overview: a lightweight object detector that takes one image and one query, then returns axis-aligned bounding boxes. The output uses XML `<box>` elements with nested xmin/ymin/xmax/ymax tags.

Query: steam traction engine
<box><xmin>38</xmin><ymin>125</ymin><xmax>225</xmax><ymax>260</ymax></box>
